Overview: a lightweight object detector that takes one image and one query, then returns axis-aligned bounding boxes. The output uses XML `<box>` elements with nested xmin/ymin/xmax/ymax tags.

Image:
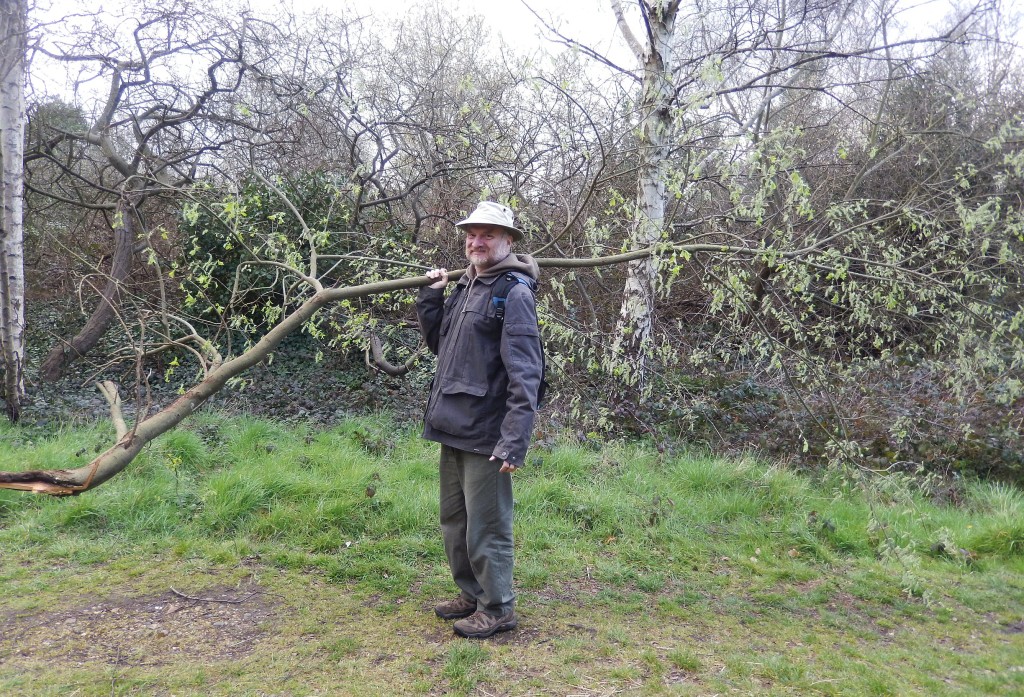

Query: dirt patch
<box><xmin>0</xmin><ymin>580</ymin><xmax>276</xmax><ymax>668</ymax></box>
<box><xmin>488</xmin><ymin>624</ymin><xmax>546</xmax><ymax>646</ymax></box>
<box><xmin>666</xmin><ymin>669</ymin><xmax>697</xmax><ymax>685</ymax></box>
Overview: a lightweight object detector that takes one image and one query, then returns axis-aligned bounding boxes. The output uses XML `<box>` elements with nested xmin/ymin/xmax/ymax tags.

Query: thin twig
<box><xmin>169</xmin><ymin>587</ymin><xmax>258</xmax><ymax>604</ymax></box>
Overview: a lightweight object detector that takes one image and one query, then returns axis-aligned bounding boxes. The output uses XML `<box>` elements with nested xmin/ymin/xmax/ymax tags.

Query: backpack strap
<box><xmin>489</xmin><ymin>272</ymin><xmax>548</xmax><ymax>407</ymax></box>
<box><xmin>491</xmin><ymin>272</ymin><xmax>534</xmax><ymax>322</ymax></box>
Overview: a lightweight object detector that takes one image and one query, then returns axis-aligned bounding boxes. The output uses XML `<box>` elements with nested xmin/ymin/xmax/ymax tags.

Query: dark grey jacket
<box><xmin>417</xmin><ymin>254</ymin><xmax>543</xmax><ymax>465</ymax></box>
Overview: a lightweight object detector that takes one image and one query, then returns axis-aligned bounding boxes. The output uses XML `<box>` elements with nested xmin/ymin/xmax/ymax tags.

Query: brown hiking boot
<box><xmin>453</xmin><ymin>610</ymin><xmax>518</xmax><ymax>638</ymax></box>
<box><xmin>434</xmin><ymin>596</ymin><xmax>477</xmax><ymax>620</ymax></box>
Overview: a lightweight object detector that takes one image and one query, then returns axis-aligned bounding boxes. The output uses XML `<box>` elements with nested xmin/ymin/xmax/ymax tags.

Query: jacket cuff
<box><xmin>492</xmin><ymin>445</ymin><xmax>524</xmax><ymax>465</ymax></box>
<box><xmin>418</xmin><ymin>285</ymin><xmax>445</xmax><ymax>300</ymax></box>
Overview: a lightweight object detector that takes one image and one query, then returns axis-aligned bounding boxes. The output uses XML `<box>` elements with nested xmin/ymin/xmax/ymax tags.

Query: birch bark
<box><xmin>0</xmin><ymin>0</ymin><xmax>27</xmax><ymax>422</ymax></box>
<box><xmin>610</xmin><ymin>0</ymin><xmax>680</xmax><ymax>388</ymax></box>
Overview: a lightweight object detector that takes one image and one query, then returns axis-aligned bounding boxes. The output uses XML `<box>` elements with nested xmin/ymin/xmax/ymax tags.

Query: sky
<box><xmin>244</xmin><ymin>0</ymin><xmax>982</xmax><ymax>70</ymax></box>
<box><xmin>33</xmin><ymin>0</ymin><xmax>621</xmax><ymax>49</ymax></box>
<box><xmin>36</xmin><ymin>0</ymin><xmax>977</xmax><ymax>67</ymax></box>
<box><xmin>30</xmin><ymin>0</ymin><xmax>993</xmax><ymax>105</ymax></box>
<box><xmin>266</xmin><ymin>0</ymin><xmax>966</xmax><ymax>43</ymax></box>
<box><xmin>283</xmin><ymin>0</ymin><xmax>618</xmax><ymax>42</ymax></box>
<box><xmin>273</xmin><ymin>0</ymin><xmax>628</xmax><ymax>60</ymax></box>
<box><xmin>28</xmin><ymin>0</ymin><xmax>628</xmax><ymax>105</ymax></box>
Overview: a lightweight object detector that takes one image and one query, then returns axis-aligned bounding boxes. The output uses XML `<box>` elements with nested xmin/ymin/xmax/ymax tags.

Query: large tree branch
<box><xmin>0</xmin><ymin>245</ymin><xmax>705</xmax><ymax>495</ymax></box>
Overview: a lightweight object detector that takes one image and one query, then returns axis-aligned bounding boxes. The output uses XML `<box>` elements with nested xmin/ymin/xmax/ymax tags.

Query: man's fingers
<box><xmin>427</xmin><ymin>268</ymin><xmax>449</xmax><ymax>289</ymax></box>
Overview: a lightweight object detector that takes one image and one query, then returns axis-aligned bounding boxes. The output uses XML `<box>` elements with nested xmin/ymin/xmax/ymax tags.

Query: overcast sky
<box><xmin>250</xmin><ymin>0</ymin><xmax>979</xmax><ymax>67</ymax></box>
<box><xmin>274</xmin><ymin>0</ymin><xmax>627</xmax><ymax>58</ymax></box>
<box><xmin>39</xmin><ymin>0</ymin><xmax>975</xmax><ymax>61</ymax></box>
<box><xmin>29</xmin><ymin>0</ymin><xmax>627</xmax><ymax>102</ymax></box>
<box><xmin>31</xmin><ymin>0</ymin><xmax>993</xmax><ymax>104</ymax></box>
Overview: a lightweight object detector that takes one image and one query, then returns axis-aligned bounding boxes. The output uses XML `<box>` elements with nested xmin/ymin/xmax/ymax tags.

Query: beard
<box><xmin>467</xmin><ymin>247</ymin><xmax>510</xmax><ymax>269</ymax></box>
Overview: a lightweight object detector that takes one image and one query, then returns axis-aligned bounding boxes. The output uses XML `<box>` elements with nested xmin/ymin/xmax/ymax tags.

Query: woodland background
<box><xmin>1</xmin><ymin>0</ymin><xmax>1022</xmax><ymax>490</ymax></box>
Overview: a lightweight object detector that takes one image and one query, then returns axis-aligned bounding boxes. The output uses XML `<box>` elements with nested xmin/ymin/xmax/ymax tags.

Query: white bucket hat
<box><xmin>455</xmin><ymin>201</ymin><xmax>525</xmax><ymax>242</ymax></box>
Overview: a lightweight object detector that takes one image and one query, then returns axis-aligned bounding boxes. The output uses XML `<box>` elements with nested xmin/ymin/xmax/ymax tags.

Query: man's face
<box><xmin>464</xmin><ymin>225</ymin><xmax>512</xmax><ymax>269</ymax></box>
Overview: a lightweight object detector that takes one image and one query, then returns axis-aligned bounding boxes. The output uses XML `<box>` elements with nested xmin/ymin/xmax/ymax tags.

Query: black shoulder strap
<box><xmin>490</xmin><ymin>272</ymin><xmax>548</xmax><ymax>406</ymax></box>
<box><xmin>491</xmin><ymin>272</ymin><xmax>534</xmax><ymax>322</ymax></box>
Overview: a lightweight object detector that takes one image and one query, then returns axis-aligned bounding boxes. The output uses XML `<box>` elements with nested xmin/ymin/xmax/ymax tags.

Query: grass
<box><xmin>0</xmin><ymin>412</ymin><xmax>1022</xmax><ymax>695</ymax></box>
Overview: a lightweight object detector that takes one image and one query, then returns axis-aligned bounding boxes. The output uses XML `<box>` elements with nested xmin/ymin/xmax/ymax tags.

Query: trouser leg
<box><xmin>439</xmin><ymin>445</ymin><xmax>516</xmax><ymax>616</ymax></box>
<box><xmin>439</xmin><ymin>445</ymin><xmax>483</xmax><ymax>604</ymax></box>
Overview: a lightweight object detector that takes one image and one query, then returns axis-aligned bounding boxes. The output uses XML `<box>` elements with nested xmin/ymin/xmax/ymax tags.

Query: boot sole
<box><xmin>453</xmin><ymin>618</ymin><xmax>518</xmax><ymax>639</ymax></box>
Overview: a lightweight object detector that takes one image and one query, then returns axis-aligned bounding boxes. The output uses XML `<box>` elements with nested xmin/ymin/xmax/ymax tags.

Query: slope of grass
<box><xmin>0</xmin><ymin>412</ymin><xmax>1022</xmax><ymax>695</ymax></box>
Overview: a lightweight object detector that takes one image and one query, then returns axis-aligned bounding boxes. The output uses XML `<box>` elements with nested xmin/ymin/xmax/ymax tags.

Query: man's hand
<box><xmin>491</xmin><ymin>456</ymin><xmax>518</xmax><ymax>473</ymax></box>
<box><xmin>427</xmin><ymin>268</ymin><xmax>449</xmax><ymax>289</ymax></box>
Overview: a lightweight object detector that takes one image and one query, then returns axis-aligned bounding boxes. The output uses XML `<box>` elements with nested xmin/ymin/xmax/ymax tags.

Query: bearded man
<box><xmin>416</xmin><ymin>201</ymin><xmax>544</xmax><ymax>638</ymax></box>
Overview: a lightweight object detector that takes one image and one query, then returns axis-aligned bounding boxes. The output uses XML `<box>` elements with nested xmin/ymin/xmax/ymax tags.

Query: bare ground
<box><xmin>0</xmin><ymin>579</ymin><xmax>275</xmax><ymax>669</ymax></box>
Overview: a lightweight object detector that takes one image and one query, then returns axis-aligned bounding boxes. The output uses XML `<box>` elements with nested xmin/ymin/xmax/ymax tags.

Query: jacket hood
<box><xmin>466</xmin><ymin>253</ymin><xmax>539</xmax><ymax>282</ymax></box>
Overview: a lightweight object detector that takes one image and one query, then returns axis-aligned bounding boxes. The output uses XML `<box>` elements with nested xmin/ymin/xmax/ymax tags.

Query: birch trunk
<box><xmin>612</xmin><ymin>1</ymin><xmax>679</xmax><ymax>388</ymax></box>
<box><xmin>0</xmin><ymin>0</ymin><xmax>27</xmax><ymax>422</ymax></box>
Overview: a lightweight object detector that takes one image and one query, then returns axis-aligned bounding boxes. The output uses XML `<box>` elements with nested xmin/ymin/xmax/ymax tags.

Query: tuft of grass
<box><xmin>667</xmin><ymin>647</ymin><xmax>702</xmax><ymax>672</ymax></box>
<box><xmin>158</xmin><ymin>429</ymin><xmax>210</xmax><ymax>471</ymax></box>
<box><xmin>958</xmin><ymin>481</ymin><xmax>1024</xmax><ymax>557</ymax></box>
<box><xmin>441</xmin><ymin>641</ymin><xmax>490</xmax><ymax>694</ymax></box>
<box><xmin>323</xmin><ymin>636</ymin><xmax>361</xmax><ymax>662</ymax></box>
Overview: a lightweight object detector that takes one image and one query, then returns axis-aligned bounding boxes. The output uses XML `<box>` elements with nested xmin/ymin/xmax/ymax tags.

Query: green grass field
<box><xmin>1</xmin><ymin>412</ymin><xmax>1022</xmax><ymax>695</ymax></box>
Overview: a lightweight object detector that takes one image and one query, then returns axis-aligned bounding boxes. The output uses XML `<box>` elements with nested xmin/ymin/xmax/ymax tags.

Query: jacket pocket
<box><xmin>428</xmin><ymin>381</ymin><xmax>491</xmax><ymax>435</ymax></box>
<box><xmin>441</xmin><ymin>379</ymin><xmax>487</xmax><ymax>398</ymax></box>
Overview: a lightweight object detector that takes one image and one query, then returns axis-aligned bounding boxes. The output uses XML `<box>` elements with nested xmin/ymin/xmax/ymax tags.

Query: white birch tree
<box><xmin>609</xmin><ymin>0</ymin><xmax>679</xmax><ymax>386</ymax></box>
<box><xmin>0</xmin><ymin>0</ymin><xmax>27</xmax><ymax>423</ymax></box>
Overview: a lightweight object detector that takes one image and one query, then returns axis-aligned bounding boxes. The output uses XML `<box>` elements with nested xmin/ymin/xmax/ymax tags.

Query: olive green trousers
<box><xmin>439</xmin><ymin>445</ymin><xmax>516</xmax><ymax>616</ymax></box>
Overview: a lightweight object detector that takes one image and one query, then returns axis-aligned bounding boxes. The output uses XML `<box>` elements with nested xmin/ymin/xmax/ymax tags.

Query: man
<box><xmin>416</xmin><ymin>201</ymin><xmax>544</xmax><ymax>639</ymax></box>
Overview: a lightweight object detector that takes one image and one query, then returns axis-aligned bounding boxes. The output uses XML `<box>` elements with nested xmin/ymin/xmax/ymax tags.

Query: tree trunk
<box><xmin>39</xmin><ymin>197</ymin><xmax>136</xmax><ymax>381</ymax></box>
<box><xmin>612</xmin><ymin>1</ymin><xmax>679</xmax><ymax>388</ymax></box>
<box><xmin>0</xmin><ymin>0</ymin><xmax>27</xmax><ymax>422</ymax></box>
